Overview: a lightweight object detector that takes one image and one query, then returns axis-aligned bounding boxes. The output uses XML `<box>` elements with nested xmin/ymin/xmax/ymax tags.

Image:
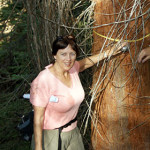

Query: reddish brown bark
<box><xmin>91</xmin><ymin>0</ymin><xmax>150</xmax><ymax>149</ymax></box>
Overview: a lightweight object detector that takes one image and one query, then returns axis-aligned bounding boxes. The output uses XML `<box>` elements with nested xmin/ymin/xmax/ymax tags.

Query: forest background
<box><xmin>0</xmin><ymin>0</ymin><xmax>94</xmax><ymax>150</ymax></box>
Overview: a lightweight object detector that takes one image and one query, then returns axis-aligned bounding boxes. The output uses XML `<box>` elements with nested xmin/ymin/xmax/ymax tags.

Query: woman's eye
<box><xmin>61</xmin><ymin>53</ymin><xmax>66</xmax><ymax>56</ymax></box>
<box><xmin>71</xmin><ymin>53</ymin><xmax>76</xmax><ymax>56</ymax></box>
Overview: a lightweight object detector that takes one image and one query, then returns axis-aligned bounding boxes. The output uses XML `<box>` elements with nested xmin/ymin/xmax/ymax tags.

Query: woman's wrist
<box><xmin>35</xmin><ymin>144</ymin><xmax>43</xmax><ymax>150</ymax></box>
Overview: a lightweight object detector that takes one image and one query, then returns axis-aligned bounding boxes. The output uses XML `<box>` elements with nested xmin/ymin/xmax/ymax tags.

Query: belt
<box><xmin>57</xmin><ymin>116</ymin><xmax>77</xmax><ymax>150</ymax></box>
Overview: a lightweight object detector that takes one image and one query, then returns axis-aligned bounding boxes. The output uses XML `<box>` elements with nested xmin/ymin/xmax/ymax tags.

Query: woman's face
<box><xmin>54</xmin><ymin>44</ymin><xmax>77</xmax><ymax>71</ymax></box>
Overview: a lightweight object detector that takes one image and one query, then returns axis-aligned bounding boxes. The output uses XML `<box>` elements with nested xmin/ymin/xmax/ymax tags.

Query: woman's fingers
<box><xmin>110</xmin><ymin>41</ymin><xmax>129</xmax><ymax>56</ymax></box>
<box><xmin>117</xmin><ymin>41</ymin><xmax>129</xmax><ymax>51</ymax></box>
<box><xmin>111</xmin><ymin>41</ymin><xmax>128</xmax><ymax>53</ymax></box>
<box><xmin>105</xmin><ymin>41</ymin><xmax>129</xmax><ymax>60</ymax></box>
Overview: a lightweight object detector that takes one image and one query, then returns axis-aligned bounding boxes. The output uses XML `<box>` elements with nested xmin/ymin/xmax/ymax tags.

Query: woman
<box><xmin>30</xmin><ymin>35</ymin><xmax>127</xmax><ymax>150</ymax></box>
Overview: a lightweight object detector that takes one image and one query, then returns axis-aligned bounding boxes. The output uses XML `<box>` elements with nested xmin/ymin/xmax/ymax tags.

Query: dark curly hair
<box><xmin>52</xmin><ymin>35</ymin><xmax>79</xmax><ymax>56</ymax></box>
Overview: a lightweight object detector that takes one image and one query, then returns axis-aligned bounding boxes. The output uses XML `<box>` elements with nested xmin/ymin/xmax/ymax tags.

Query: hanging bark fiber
<box><xmin>91</xmin><ymin>0</ymin><xmax>150</xmax><ymax>149</ymax></box>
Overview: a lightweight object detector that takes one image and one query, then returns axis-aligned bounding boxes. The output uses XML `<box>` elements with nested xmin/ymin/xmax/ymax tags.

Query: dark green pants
<box><xmin>31</xmin><ymin>127</ymin><xmax>85</xmax><ymax>150</ymax></box>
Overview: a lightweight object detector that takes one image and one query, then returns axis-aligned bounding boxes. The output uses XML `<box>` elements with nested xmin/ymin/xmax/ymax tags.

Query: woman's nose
<box><xmin>66</xmin><ymin>54</ymin><xmax>71</xmax><ymax>60</ymax></box>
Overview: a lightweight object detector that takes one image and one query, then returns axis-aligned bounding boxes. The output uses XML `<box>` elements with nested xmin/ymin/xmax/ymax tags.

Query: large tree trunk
<box><xmin>91</xmin><ymin>0</ymin><xmax>150</xmax><ymax>149</ymax></box>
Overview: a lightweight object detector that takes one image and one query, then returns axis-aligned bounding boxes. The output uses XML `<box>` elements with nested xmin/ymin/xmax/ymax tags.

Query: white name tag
<box><xmin>49</xmin><ymin>95</ymin><xmax>58</xmax><ymax>102</ymax></box>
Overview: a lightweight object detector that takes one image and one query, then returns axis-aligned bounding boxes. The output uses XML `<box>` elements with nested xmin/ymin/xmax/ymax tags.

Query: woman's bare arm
<box><xmin>33</xmin><ymin>106</ymin><xmax>45</xmax><ymax>150</ymax></box>
<box><xmin>78</xmin><ymin>41</ymin><xmax>128</xmax><ymax>72</ymax></box>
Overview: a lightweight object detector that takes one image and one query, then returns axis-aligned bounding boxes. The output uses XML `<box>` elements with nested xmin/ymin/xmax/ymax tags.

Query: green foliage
<box><xmin>0</xmin><ymin>0</ymin><xmax>33</xmax><ymax>149</ymax></box>
<box><xmin>0</xmin><ymin>0</ymin><xmax>33</xmax><ymax>89</ymax></box>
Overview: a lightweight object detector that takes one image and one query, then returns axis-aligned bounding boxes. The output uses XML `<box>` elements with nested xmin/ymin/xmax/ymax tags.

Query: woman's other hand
<box><xmin>138</xmin><ymin>47</ymin><xmax>150</xmax><ymax>63</ymax></box>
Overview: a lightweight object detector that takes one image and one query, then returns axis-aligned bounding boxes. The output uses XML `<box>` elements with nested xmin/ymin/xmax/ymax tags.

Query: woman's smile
<box><xmin>64</xmin><ymin>62</ymin><xmax>71</xmax><ymax>67</ymax></box>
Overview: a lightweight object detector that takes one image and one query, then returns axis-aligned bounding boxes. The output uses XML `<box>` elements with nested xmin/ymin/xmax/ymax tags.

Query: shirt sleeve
<box><xmin>30</xmin><ymin>72</ymin><xmax>49</xmax><ymax>107</ymax></box>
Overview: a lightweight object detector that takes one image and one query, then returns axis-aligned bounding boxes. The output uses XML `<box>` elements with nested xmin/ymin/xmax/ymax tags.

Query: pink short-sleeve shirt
<box><xmin>30</xmin><ymin>61</ymin><xmax>85</xmax><ymax>131</ymax></box>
